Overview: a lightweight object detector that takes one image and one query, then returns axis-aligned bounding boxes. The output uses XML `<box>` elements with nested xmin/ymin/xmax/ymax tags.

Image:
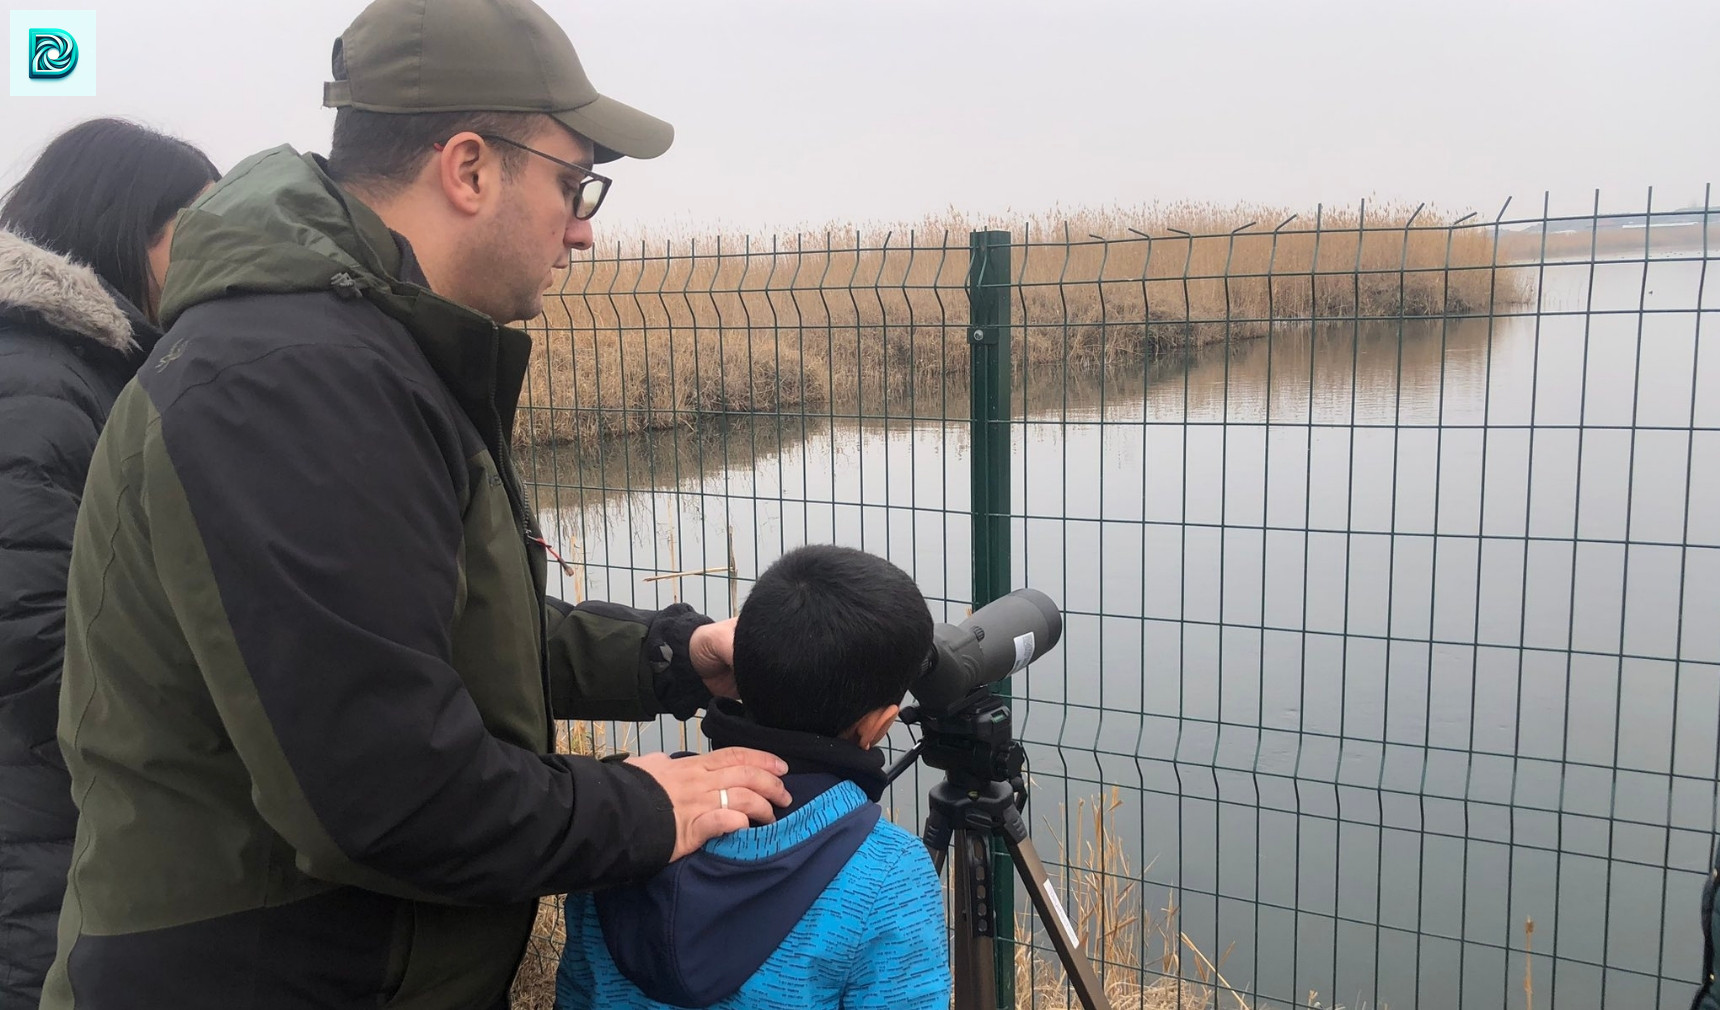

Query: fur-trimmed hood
<box><xmin>0</xmin><ymin>228</ymin><xmax>139</xmax><ymax>352</ymax></box>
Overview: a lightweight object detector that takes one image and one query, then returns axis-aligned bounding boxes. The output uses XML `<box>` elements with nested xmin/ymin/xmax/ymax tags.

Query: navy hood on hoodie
<box><xmin>594</xmin><ymin>700</ymin><xmax>892</xmax><ymax>1007</ymax></box>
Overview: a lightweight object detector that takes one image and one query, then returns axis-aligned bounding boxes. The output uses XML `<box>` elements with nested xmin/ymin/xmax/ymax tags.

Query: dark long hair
<box><xmin>1</xmin><ymin>118</ymin><xmax>219</xmax><ymax>316</ymax></box>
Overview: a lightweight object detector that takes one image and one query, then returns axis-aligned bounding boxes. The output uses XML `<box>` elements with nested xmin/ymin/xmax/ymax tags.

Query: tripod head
<box><xmin>887</xmin><ymin>692</ymin><xmax>1027</xmax><ymax>811</ymax></box>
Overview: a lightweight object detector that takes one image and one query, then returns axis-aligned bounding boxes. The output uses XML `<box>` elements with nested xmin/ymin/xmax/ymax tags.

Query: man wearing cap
<box><xmin>40</xmin><ymin>2</ymin><xmax>790</xmax><ymax>1007</ymax></box>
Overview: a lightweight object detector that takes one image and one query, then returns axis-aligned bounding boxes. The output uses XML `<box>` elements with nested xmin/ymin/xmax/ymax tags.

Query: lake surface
<box><xmin>522</xmin><ymin>251</ymin><xmax>1720</xmax><ymax>1009</ymax></box>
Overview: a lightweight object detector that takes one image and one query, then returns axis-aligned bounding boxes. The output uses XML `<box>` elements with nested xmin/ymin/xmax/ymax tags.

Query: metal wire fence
<box><xmin>513</xmin><ymin>193</ymin><xmax>1719</xmax><ymax>1010</ymax></box>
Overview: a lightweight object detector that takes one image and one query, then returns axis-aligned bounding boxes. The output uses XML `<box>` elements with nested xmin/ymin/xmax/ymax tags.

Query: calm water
<box><xmin>523</xmin><ymin>253</ymin><xmax>1720</xmax><ymax>1009</ymax></box>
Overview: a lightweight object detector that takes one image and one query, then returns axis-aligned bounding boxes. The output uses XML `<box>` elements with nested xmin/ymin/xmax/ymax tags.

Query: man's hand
<box><xmin>689</xmin><ymin>617</ymin><xmax>738</xmax><ymax>700</ymax></box>
<box><xmin>628</xmin><ymin>748</ymin><xmax>791</xmax><ymax>860</ymax></box>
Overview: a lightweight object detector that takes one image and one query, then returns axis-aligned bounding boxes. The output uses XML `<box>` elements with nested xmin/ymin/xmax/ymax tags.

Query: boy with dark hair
<box><xmin>556</xmin><ymin>544</ymin><xmax>952</xmax><ymax>1009</ymax></box>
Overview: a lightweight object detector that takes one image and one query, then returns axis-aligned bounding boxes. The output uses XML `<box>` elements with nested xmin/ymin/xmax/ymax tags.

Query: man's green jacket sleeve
<box><xmin>544</xmin><ymin>599</ymin><xmax>713</xmax><ymax>722</ymax></box>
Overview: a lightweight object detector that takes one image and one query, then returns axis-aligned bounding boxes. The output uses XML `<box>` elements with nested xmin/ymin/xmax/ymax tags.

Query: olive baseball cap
<box><xmin>321</xmin><ymin>0</ymin><xmax>672</xmax><ymax>163</ymax></box>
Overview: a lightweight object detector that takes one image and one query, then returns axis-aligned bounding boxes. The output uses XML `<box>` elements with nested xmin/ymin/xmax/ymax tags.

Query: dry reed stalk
<box><xmin>1525</xmin><ymin>917</ymin><xmax>1536</xmax><ymax>1010</ymax></box>
<box><xmin>1015</xmin><ymin>787</ymin><xmax>1235</xmax><ymax>1009</ymax></box>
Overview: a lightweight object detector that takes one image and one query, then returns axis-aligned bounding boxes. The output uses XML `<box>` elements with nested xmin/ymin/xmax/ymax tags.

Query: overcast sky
<box><xmin>4</xmin><ymin>0</ymin><xmax>1716</xmax><ymax>237</ymax></box>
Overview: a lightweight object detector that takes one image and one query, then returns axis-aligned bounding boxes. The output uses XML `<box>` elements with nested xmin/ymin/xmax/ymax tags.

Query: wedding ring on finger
<box><xmin>719</xmin><ymin>788</ymin><xmax>730</xmax><ymax>810</ymax></box>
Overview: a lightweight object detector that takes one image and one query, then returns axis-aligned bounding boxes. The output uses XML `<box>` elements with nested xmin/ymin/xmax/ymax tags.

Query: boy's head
<box><xmin>733</xmin><ymin>545</ymin><xmax>934</xmax><ymax>748</ymax></box>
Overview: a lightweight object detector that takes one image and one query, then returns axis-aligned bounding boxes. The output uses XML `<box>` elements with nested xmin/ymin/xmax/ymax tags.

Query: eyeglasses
<box><xmin>434</xmin><ymin>133</ymin><xmax>612</xmax><ymax>221</ymax></box>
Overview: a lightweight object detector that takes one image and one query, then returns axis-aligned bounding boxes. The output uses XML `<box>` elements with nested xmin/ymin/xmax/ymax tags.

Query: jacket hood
<box><xmin>0</xmin><ymin>229</ymin><xmax>138</xmax><ymax>352</ymax></box>
<box><xmin>157</xmin><ymin>145</ymin><xmax>403</xmax><ymax>327</ymax></box>
<box><xmin>596</xmin><ymin>781</ymin><xmax>880</xmax><ymax>1007</ymax></box>
<box><xmin>593</xmin><ymin>703</ymin><xmax>892</xmax><ymax>1006</ymax></box>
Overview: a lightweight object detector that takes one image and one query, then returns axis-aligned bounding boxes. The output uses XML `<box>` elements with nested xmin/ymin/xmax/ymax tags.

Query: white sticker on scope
<box><xmin>1009</xmin><ymin>632</ymin><xmax>1035</xmax><ymax>676</ymax></box>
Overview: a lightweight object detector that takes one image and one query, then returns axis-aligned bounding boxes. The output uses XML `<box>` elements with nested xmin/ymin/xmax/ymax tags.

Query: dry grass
<box><xmin>510</xmin><ymin>895</ymin><xmax>569</xmax><ymax>1010</ymax></box>
<box><xmin>1014</xmin><ymin>789</ymin><xmax>1227</xmax><ymax>1009</ymax></box>
<box><xmin>520</xmin><ymin>204</ymin><xmax>1530</xmax><ymax>448</ymax></box>
<box><xmin>1016</xmin><ymin>789</ymin><xmax>1376</xmax><ymax>1010</ymax></box>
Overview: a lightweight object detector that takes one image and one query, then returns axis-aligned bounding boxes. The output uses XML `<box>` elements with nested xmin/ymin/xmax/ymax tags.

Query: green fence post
<box><xmin>967</xmin><ymin>228</ymin><xmax>1014</xmax><ymax>1007</ymax></box>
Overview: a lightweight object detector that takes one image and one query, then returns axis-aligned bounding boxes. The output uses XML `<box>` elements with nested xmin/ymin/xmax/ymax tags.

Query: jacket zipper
<box><xmin>481</xmin><ymin>331</ymin><xmax>557</xmax><ymax>747</ymax></box>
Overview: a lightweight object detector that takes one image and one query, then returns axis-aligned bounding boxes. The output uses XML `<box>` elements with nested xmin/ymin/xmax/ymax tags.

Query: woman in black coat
<box><xmin>0</xmin><ymin>118</ymin><xmax>218</xmax><ymax>1004</ymax></box>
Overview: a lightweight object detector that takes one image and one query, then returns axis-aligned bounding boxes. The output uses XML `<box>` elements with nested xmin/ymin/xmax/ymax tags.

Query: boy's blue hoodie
<box><xmin>555</xmin><ymin>700</ymin><xmax>950</xmax><ymax>1009</ymax></box>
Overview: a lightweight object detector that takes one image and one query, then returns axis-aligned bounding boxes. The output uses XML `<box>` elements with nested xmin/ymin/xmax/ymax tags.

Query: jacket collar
<box><xmin>158</xmin><ymin>146</ymin><xmax>532</xmax><ymax>445</ymax></box>
<box><xmin>364</xmin><ymin>229</ymin><xmax>531</xmax><ymax>443</ymax></box>
<box><xmin>701</xmin><ymin>698</ymin><xmax>890</xmax><ymax>802</ymax></box>
<box><xmin>0</xmin><ymin>228</ymin><xmax>153</xmax><ymax>355</ymax></box>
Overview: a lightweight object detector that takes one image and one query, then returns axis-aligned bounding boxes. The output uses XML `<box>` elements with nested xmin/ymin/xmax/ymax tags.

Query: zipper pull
<box><xmin>329</xmin><ymin>272</ymin><xmax>363</xmax><ymax>300</ymax></box>
<box><xmin>529</xmin><ymin>534</ymin><xmax>577</xmax><ymax>577</ymax></box>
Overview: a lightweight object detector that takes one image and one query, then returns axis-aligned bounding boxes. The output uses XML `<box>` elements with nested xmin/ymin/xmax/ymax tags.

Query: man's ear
<box><xmin>432</xmin><ymin>132</ymin><xmax>490</xmax><ymax>217</ymax></box>
<box><xmin>845</xmin><ymin>704</ymin><xmax>900</xmax><ymax>750</ymax></box>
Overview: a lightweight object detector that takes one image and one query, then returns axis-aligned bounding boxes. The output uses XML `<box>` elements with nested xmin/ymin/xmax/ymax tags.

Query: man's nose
<box><xmin>566</xmin><ymin>216</ymin><xmax>593</xmax><ymax>253</ymax></box>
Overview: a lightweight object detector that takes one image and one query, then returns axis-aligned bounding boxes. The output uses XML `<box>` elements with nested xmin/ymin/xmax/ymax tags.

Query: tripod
<box><xmin>889</xmin><ymin>692</ymin><xmax>1112</xmax><ymax>1010</ymax></box>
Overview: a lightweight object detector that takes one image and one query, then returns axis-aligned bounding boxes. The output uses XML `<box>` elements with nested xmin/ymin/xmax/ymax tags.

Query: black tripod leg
<box><xmin>1000</xmin><ymin>808</ymin><xmax>1113</xmax><ymax>1010</ymax></box>
<box><xmin>950</xmin><ymin>829</ymin><xmax>1000</xmax><ymax>1010</ymax></box>
<box><xmin>922</xmin><ymin>804</ymin><xmax>953</xmax><ymax>878</ymax></box>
